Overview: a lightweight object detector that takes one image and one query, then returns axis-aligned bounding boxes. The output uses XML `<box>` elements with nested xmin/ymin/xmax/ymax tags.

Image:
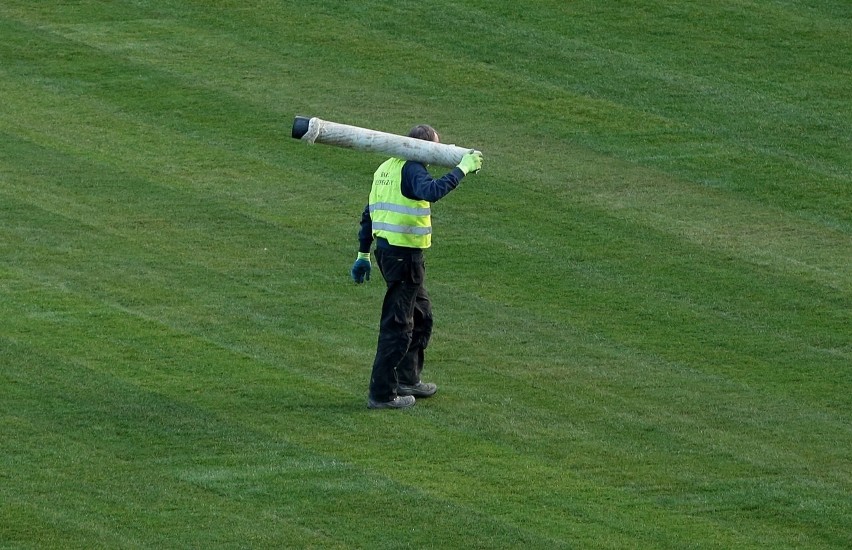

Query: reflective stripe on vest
<box><xmin>368</xmin><ymin>157</ymin><xmax>432</xmax><ymax>248</ymax></box>
<box><xmin>369</xmin><ymin>202</ymin><xmax>431</xmax><ymax>217</ymax></box>
<box><xmin>371</xmin><ymin>221</ymin><xmax>432</xmax><ymax>235</ymax></box>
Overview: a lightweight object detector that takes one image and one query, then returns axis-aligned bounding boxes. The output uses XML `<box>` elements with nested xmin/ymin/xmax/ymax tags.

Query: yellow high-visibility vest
<box><xmin>368</xmin><ymin>158</ymin><xmax>432</xmax><ymax>249</ymax></box>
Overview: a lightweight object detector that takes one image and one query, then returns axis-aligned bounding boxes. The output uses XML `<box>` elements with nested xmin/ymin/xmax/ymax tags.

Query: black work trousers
<box><xmin>368</xmin><ymin>246</ymin><xmax>434</xmax><ymax>402</ymax></box>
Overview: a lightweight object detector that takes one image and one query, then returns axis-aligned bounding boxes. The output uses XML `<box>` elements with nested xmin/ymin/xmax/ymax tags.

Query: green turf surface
<box><xmin>1</xmin><ymin>1</ymin><xmax>850</xmax><ymax>548</ymax></box>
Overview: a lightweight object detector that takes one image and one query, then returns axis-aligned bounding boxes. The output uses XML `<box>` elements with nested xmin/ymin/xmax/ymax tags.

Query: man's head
<box><xmin>408</xmin><ymin>124</ymin><xmax>440</xmax><ymax>143</ymax></box>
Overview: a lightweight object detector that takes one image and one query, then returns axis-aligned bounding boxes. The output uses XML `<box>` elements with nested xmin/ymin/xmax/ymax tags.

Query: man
<box><xmin>351</xmin><ymin>124</ymin><xmax>483</xmax><ymax>409</ymax></box>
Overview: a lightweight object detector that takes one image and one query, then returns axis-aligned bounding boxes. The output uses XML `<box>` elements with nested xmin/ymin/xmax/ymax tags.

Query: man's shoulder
<box><xmin>401</xmin><ymin>159</ymin><xmax>428</xmax><ymax>174</ymax></box>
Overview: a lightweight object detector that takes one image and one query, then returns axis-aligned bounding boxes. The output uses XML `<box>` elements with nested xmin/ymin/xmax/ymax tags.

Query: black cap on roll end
<box><xmin>292</xmin><ymin>116</ymin><xmax>311</xmax><ymax>139</ymax></box>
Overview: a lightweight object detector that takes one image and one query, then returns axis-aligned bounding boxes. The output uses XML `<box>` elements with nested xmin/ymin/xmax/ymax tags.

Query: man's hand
<box><xmin>457</xmin><ymin>151</ymin><xmax>483</xmax><ymax>175</ymax></box>
<box><xmin>351</xmin><ymin>252</ymin><xmax>371</xmax><ymax>283</ymax></box>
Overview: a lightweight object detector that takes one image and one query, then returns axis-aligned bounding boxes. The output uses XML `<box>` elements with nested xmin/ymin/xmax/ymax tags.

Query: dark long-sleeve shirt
<box><xmin>358</xmin><ymin>160</ymin><xmax>465</xmax><ymax>252</ymax></box>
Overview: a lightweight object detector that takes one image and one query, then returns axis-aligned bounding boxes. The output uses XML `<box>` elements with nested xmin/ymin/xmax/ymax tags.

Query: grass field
<box><xmin>1</xmin><ymin>1</ymin><xmax>850</xmax><ymax>548</ymax></box>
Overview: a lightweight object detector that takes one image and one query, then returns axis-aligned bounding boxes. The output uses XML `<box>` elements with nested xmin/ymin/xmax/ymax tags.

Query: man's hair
<box><xmin>408</xmin><ymin>124</ymin><xmax>439</xmax><ymax>142</ymax></box>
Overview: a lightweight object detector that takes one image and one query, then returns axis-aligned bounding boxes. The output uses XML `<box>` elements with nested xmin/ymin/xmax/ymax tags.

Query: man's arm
<box><xmin>351</xmin><ymin>204</ymin><xmax>373</xmax><ymax>284</ymax></box>
<box><xmin>400</xmin><ymin>161</ymin><xmax>465</xmax><ymax>202</ymax></box>
<box><xmin>357</xmin><ymin>204</ymin><xmax>373</xmax><ymax>253</ymax></box>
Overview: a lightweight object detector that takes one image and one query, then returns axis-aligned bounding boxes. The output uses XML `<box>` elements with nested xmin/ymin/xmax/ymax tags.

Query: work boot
<box><xmin>397</xmin><ymin>382</ymin><xmax>438</xmax><ymax>398</ymax></box>
<box><xmin>367</xmin><ymin>395</ymin><xmax>416</xmax><ymax>409</ymax></box>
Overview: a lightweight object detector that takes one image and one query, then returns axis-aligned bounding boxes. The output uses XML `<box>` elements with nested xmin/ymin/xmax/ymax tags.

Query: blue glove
<box><xmin>351</xmin><ymin>252</ymin><xmax>371</xmax><ymax>283</ymax></box>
